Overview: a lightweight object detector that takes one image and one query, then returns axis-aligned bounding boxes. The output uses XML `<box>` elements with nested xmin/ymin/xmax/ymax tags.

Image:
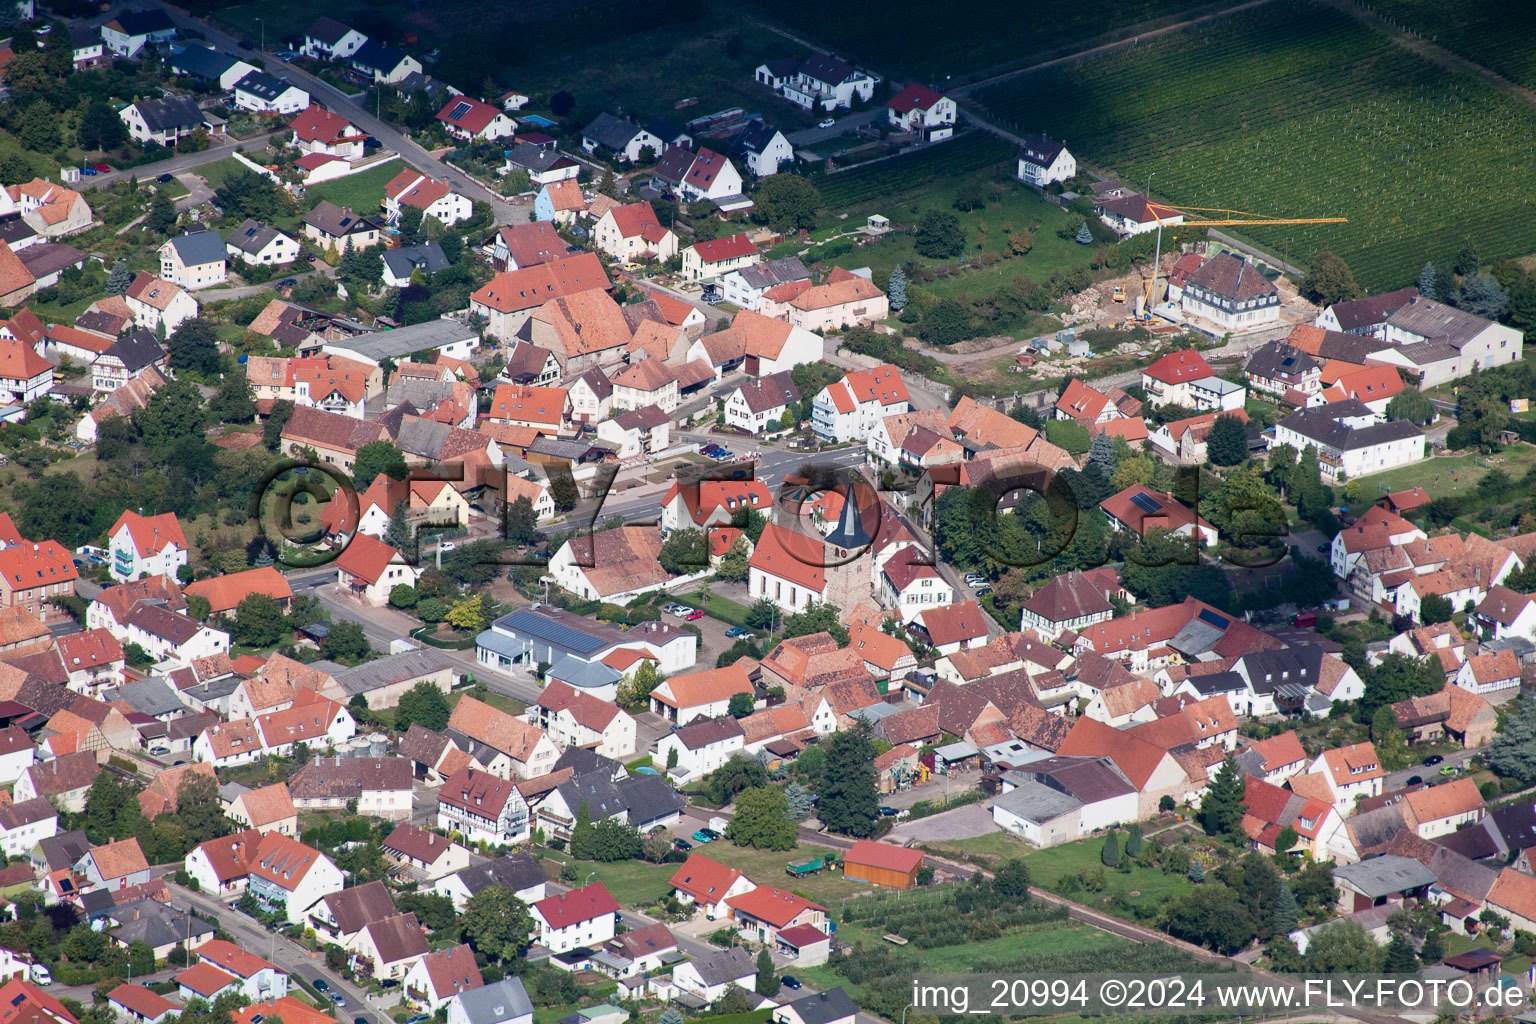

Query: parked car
<box><xmin>975</xmin><ymin>587</ymin><xmax>993</xmax><ymax>597</ymax></box>
<box><xmin>156</xmin><ymin>173</ymin><xmax>173</xmax><ymax>183</ymax></box>
<box><xmin>673</xmin><ymin>837</ymin><xmax>693</xmax><ymax>852</ymax></box>
<box><xmin>1423</xmin><ymin>754</ymin><xmax>1444</xmax><ymax>766</ymax></box>
<box><xmin>94</xmin><ymin>163</ymin><xmax>111</xmax><ymax>172</ymax></box>
<box><xmin>781</xmin><ymin>976</ymin><xmax>802</xmax><ymax>990</ymax></box>
<box><xmin>80</xmin><ymin>167</ymin><xmax>97</xmax><ymax>176</ymax></box>
<box><xmin>28</xmin><ymin>965</ymin><xmax>50</xmax><ymax>986</ymax></box>
<box><xmin>817</xmin><ymin>118</ymin><xmax>835</xmax><ymax>128</ymax></box>
<box><xmin>725</xmin><ymin>626</ymin><xmax>753</xmax><ymax>638</ymax></box>
<box><xmin>1405</xmin><ymin>776</ymin><xmax>1423</xmax><ymax>786</ymax></box>
<box><xmin>278</xmin><ymin>278</ymin><xmax>297</xmax><ymax>288</ymax></box>
<box><xmin>685</xmin><ymin>609</ymin><xmax>706</xmax><ymax>621</ymax></box>
<box><xmin>878</xmin><ymin>806</ymin><xmax>901</xmax><ymax>817</ymax></box>
<box><xmin>238</xmin><ymin>39</ymin><xmax>254</xmax><ymax>48</ymax></box>
<box><xmin>1439</xmin><ymin>765</ymin><xmax>1458</xmax><ymax>776</ymax></box>
<box><xmin>332</xmin><ymin>996</ymin><xmax>346</xmax><ymax>1008</ymax></box>
<box><xmin>306</xmin><ymin>253</ymin><xmax>317</xmax><ymax>262</ymax></box>
<box><xmin>692</xmin><ymin>828</ymin><xmax>721</xmax><ymax>842</ymax></box>
<box><xmin>314</xmin><ymin>980</ymin><xmax>329</xmax><ymax>992</ymax></box>
<box><xmin>1316</xmin><ymin>543</ymin><xmax>1330</xmax><ymax>553</ymax></box>
<box><xmin>438</xmin><ymin>541</ymin><xmax>457</xmax><ymax>553</ymax></box>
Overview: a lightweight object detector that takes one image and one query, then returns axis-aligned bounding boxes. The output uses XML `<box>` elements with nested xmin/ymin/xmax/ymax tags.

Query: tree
<box><xmin>80</xmin><ymin>96</ymin><xmax>128</xmax><ymax>151</ymax></box>
<box><xmin>1007</xmin><ymin>230</ymin><xmax>1034</xmax><ymax>255</ymax></box>
<box><xmin>447</xmin><ymin>595</ymin><xmax>485</xmax><ymax>631</ymax></box>
<box><xmin>888</xmin><ymin>265</ymin><xmax>908</xmax><ymax>310</ymax></box>
<box><xmin>993</xmin><ymin>858</ymin><xmax>1031</xmax><ymax>901</ymax></box>
<box><xmin>389</xmin><ymin>584</ymin><xmax>418</xmax><ymax>609</ymax></box>
<box><xmin>1455</xmin><ymin>243</ymin><xmax>1480</xmax><ymax>277</ymax></box>
<box><xmin>953</xmin><ymin>181</ymin><xmax>987</xmax><ymax>212</ymax></box>
<box><xmin>914</xmin><ymin>210</ymin><xmax>965</xmax><ymax>259</ymax></box>
<box><xmin>818</xmin><ymin>723</ymin><xmax>879</xmax><ymax>837</ymax></box>
<box><xmin>550</xmin><ymin>472</ymin><xmax>580</xmax><ymax>511</ymax></box>
<box><xmin>725</xmin><ymin>786</ymin><xmax>797</xmax><ymax>850</ymax></box>
<box><xmin>506</xmin><ymin>495</ymin><xmax>539</xmax><ymax>546</ymax></box>
<box><xmin>1206</xmin><ymin>413</ymin><xmax>1250</xmax><ymax>467</ymax></box>
<box><xmin>592</xmin><ymin>818</ymin><xmax>642</xmax><ymax>861</ymax></box>
<box><xmin>1489</xmin><ymin>697</ymin><xmax>1536</xmax><ymax>783</ymax></box>
<box><xmin>1271</xmin><ymin>885</ymin><xmax>1299</xmax><ymax>937</ymax></box>
<box><xmin>1461</xmin><ymin>273</ymin><xmax>1509</xmax><ymax>318</ymax></box>
<box><xmin>919</xmin><ymin>299</ymin><xmax>973</xmax><ymax>345</ymax></box>
<box><xmin>460</xmin><ymin>886</ymin><xmax>532</xmax><ymax>962</ymax></box>
<box><xmin>264</xmin><ymin>400</ymin><xmax>295</xmax><ymax>450</ymax></box>
<box><xmin>214</xmin><ymin>171</ymin><xmax>286</xmax><ymax>223</ymax></box>
<box><xmin>106</xmin><ymin>262</ymin><xmax>133</xmax><ymax>296</ymax></box>
<box><xmin>1074</xmin><ymin>223</ymin><xmax>1093</xmax><ymax>244</ymax></box>
<box><xmin>1189</xmin><ymin>860</ymin><xmax>1205</xmax><ymax>882</ymax></box>
<box><xmin>1418</xmin><ymin>262</ymin><xmax>1437</xmax><ymax>300</ymax></box>
<box><xmin>658</xmin><ymin>528</ymin><xmax>709</xmax><ymax>574</ymax></box>
<box><xmin>1383</xmin><ymin>932</ymin><xmax>1418</xmax><ymax>973</ymax></box>
<box><xmin>715</xmin><ymin>536</ymin><xmax>751</xmax><ymax>582</ymax></box>
<box><xmin>1124</xmin><ymin>823</ymin><xmax>1143</xmax><ymax>858</ymax></box>
<box><xmin>83</xmin><ymin>772</ymin><xmax>130</xmax><ymax>844</ymax></box>
<box><xmin>727</xmin><ymin>692</ymin><xmax>755</xmax><ymax>718</ymax></box>
<box><xmin>660</xmin><ymin>1009</ymin><xmax>684</xmax><ymax>1024</ymax></box>
<box><xmin>1198</xmin><ymin>757</ymin><xmax>1247</xmax><ymax>840</ymax></box>
<box><xmin>746</xmin><ymin>598</ymin><xmax>778</xmax><ymax>631</ymax></box>
<box><xmin>234</xmin><ymin>594</ymin><xmax>288</xmax><ymax>648</ymax></box>
<box><xmin>1305</xmin><ymin>920</ymin><xmax>1382</xmax><ymax>974</ymax></box>
<box><xmin>145</xmin><ymin>187</ymin><xmax>179</xmax><ymax>233</ymax></box>
<box><xmin>14</xmin><ymin>100</ymin><xmax>59</xmax><ymax>152</ymax></box>
<box><xmin>749</xmin><ymin>946</ymin><xmax>779</xmax><ymax>996</ymax></box>
<box><xmin>320</xmin><ymin>620</ymin><xmax>370</xmax><ymax>663</ymax></box>
<box><xmin>1163</xmin><ymin>886</ymin><xmax>1253</xmax><ymax>954</ymax></box>
<box><xmin>397</xmin><ymin>206</ymin><xmax>426</xmax><ymax>247</ymax></box>
<box><xmin>383</xmin><ymin>499</ymin><xmax>413</xmax><ymax>555</ymax></box>
<box><xmin>783</xmin><ymin>602</ymin><xmax>849</xmax><ymax>646</ymax></box>
<box><xmin>569</xmin><ymin>802</ymin><xmax>595</xmax><ymax>860</ymax></box>
<box><xmin>1419</xmin><ymin>927</ymin><xmax>1445</xmax><ymax>963</ymax></box>
<box><xmin>550</xmin><ymin>91</ymin><xmax>576</xmax><ymax>116</ymax></box>
<box><xmin>167</xmin><ymin>317</ymin><xmax>222</xmax><ymax>376</ymax></box>
<box><xmin>752</xmin><ymin>175</ymin><xmax>821</xmax><ymax>232</ymax></box>
<box><xmin>1418</xmin><ymin>593</ymin><xmax>1453</xmax><ymax>625</ymax></box>
<box><xmin>1302</xmin><ymin>251</ymin><xmax>1359</xmax><ymax>306</ymax></box>
<box><xmin>210</xmin><ymin>370</ymin><xmax>257</xmax><ymax>424</ymax></box>
<box><xmin>353</xmin><ymin>441</ymin><xmax>408</xmax><ymax>489</ymax></box>
<box><xmin>597</xmin><ymin>170</ymin><xmax>618</xmax><ymax>198</ymax></box>
<box><xmin>1386</xmin><ymin>388</ymin><xmax>1434</xmax><ymax>426</ymax></box>
<box><xmin>784</xmin><ymin>781</ymin><xmax>812</xmax><ymax>821</ymax></box>
<box><xmin>1100</xmin><ymin>831</ymin><xmax>1120</xmax><ymax>867</ymax></box>
<box><xmin>395</xmin><ymin>681</ymin><xmax>451</xmax><ymax>732</ymax></box>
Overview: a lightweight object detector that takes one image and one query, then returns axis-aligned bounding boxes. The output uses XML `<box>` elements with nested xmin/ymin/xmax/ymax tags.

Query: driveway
<box><xmin>84</xmin><ymin>130</ymin><xmax>283</xmax><ymax>190</ymax></box>
<box><xmin>786</xmin><ymin>109</ymin><xmax>884</xmax><ymax>146</ymax></box>
<box><xmin>886</xmin><ymin>802</ymin><xmax>998</xmax><ymax>843</ymax></box>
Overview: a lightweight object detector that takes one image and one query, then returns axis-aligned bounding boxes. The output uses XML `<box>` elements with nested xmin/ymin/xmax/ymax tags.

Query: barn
<box><xmin>842</xmin><ymin>840</ymin><xmax>924</xmax><ymax>890</ymax></box>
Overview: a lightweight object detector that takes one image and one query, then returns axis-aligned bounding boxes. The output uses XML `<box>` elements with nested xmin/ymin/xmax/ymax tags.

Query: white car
<box><xmin>438</xmin><ymin>541</ymin><xmax>457</xmax><ymax>553</ymax></box>
<box><xmin>817</xmin><ymin>118</ymin><xmax>835</xmax><ymax>129</ymax></box>
<box><xmin>29</xmin><ymin>965</ymin><xmax>50</xmax><ymax>986</ymax></box>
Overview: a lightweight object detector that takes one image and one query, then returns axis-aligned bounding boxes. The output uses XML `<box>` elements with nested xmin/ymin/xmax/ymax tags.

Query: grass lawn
<box><xmin>448</xmin><ymin>688</ymin><xmax>526</xmax><ymax>717</ymax></box>
<box><xmin>538</xmin><ymin>851</ymin><xmax>675</xmax><ymax>908</ymax></box>
<box><xmin>196</xmin><ymin>157</ymin><xmax>252</xmax><ymax>190</ymax></box>
<box><xmin>1349</xmin><ymin>445</ymin><xmax>1536</xmax><ymax>502</ymax></box>
<box><xmin>156</xmin><ymin>177</ymin><xmax>191</xmax><ymax>200</ymax></box>
<box><xmin>683</xmin><ymin>841</ymin><xmax>867</xmax><ymax>908</ymax></box>
<box><xmin>675</xmin><ymin>587</ymin><xmax>753</xmax><ymax>628</ymax></box>
<box><xmin>304</xmin><ymin>162</ymin><xmax>406</xmax><ymax>217</ymax></box>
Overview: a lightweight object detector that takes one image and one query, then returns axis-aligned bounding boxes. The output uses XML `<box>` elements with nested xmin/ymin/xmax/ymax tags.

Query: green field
<box><xmin>740</xmin><ymin>0</ymin><xmax>1204</xmax><ymax>82</ymax></box>
<box><xmin>1366</xmin><ymin>0</ymin><xmax>1536</xmax><ymax>89</ymax></box>
<box><xmin>1342</xmin><ymin>445</ymin><xmax>1536</xmax><ymax>500</ymax></box>
<box><xmin>975</xmin><ymin>0</ymin><xmax>1536</xmax><ymax>291</ymax></box>
<box><xmin>304</xmin><ymin>161</ymin><xmax>409</xmax><ymax>215</ymax></box>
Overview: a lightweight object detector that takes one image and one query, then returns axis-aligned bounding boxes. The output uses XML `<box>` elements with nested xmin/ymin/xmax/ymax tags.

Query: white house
<box><xmin>812</xmin><ymin>364</ymin><xmax>910</xmax><ymax>443</ymax></box>
<box><xmin>1271</xmin><ymin>401</ymin><xmax>1424</xmax><ymax>485</ymax></box>
<box><xmin>668</xmin><ymin>148</ymin><xmax>744</xmax><ymax>204</ymax></box>
<box><xmin>526</xmin><ymin>682</ymin><xmax>637</xmax><ymax>760</ymax></box>
<box><xmin>247</xmin><ymin>834</ymin><xmax>346</xmax><ymax>924</ymax></box>
<box><xmin>159</xmin><ymin>231</ymin><xmax>228</xmax><ymax>290</ymax></box>
<box><xmin>100</xmin><ymin>9</ymin><xmax>176</xmax><ymax>57</ymax></box>
<box><xmin>723</xmin><ymin>370</ymin><xmax>799</xmax><ymax>434</ymax></box>
<box><xmin>718</xmin><ymin>258</ymin><xmax>810</xmax><ymax>311</ymax></box>
<box><xmin>1179</xmin><ymin>252</ymin><xmax>1281</xmax><ymax>332</ymax></box>
<box><xmin>384</xmin><ymin>169</ymin><xmax>473</xmax><ymax>228</ymax></box>
<box><xmin>670</xmin><ymin>854</ymin><xmax>755</xmax><ymax>920</ymax></box>
<box><xmin>1306</xmin><ymin>742</ymin><xmax>1383</xmax><ymax>814</ymax></box>
<box><xmin>773</xmin><ymin>54</ymin><xmax>879</xmax><ymax>111</ymax></box>
<box><xmin>672</xmin><ymin>948</ymin><xmax>756</xmax><ymax>1003</ymax></box>
<box><xmin>879</xmin><ymin>547</ymin><xmax>955</xmax><ymax>624</ymax></box>
<box><xmin>402</xmin><ymin>944</ymin><xmax>480</xmax><ymax>1013</ymax></box>
<box><xmin>192</xmin><ymin>940</ymin><xmax>288</xmax><ymax>1003</ymax></box>
<box><xmin>232</xmin><ymin>72</ymin><xmax>310</xmax><ymax>116</ymax></box>
<box><xmin>1016</xmin><ymin>134</ymin><xmax>1075</xmax><ymax>186</ymax></box>
<box><xmin>1140</xmin><ymin>349</ymin><xmax>1216</xmax><ymax>409</ymax></box>
<box><xmin>1378</xmin><ymin>297</ymin><xmax>1524</xmax><ymax>382</ymax></box>
<box><xmin>225</xmin><ymin>221</ymin><xmax>301</xmax><ymax>267</ymax></box>
<box><xmin>335</xmin><ymin>534</ymin><xmax>421</xmax><ymax>607</ymax></box>
<box><xmin>653</xmin><ymin>717</ymin><xmax>745</xmax><ymax>779</ymax></box>
<box><xmin>119</xmin><ymin>95</ymin><xmax>205</xmax><ymax>147</ymax></box>
<box><xmin>435</xmin><ymin>767</ymin><xmax>531</xmax><ymax>846</ymax></box>
<box><xmin>436</xmin><ymin>97</ymin><xmax>518</xmax><ymax>142</ymax></box>
<box><xmin>580</xmin><ymin>113</ymin><xmax>662</xmax><ymax>163</ymax></box>
<box><xmin>0</xmin><ymin>797</ymin><xmax>57</xmax><ymax>858</ymax></box>
<box><xmin>301</xmin><ymin>17</ymin><xmax>368</xmax><ymax>60</ymax></box>
<box><xmin>886</xmin><ymin>83</ymin><xmax>956</xmax><ymax>140</ymax></box>
<box><xmin>447</xmin><ymin>978</ymin><xmax>531</xmax><ymax>1024</ymax></box>
<box><xmin>681</xmin><ymin>233</ymin><xmax>759</xmax><ymax>281</ymax></box>
<box><xmin>530</xmin><ymin>883</ymin><xmax>619</xmax><ymax>954</ymax></box>
<box><xmin>125</xmin><ymin>273</ymin><xmax>198</xmax><ymax>335</ymax></box>
<box><xmin>592</xmin><ymin>203</ymin><xmax>678</xmax><ymax>263</ymax></box>
<box><xmin>107</xmin><ymin>510</ymin><xmax>187</xmax><ymax>583</ymax></box>
<box><xmin>730</xmin><ymin>123</ymin><xmax>795</xmax><ymax>177</ymax></box>
<box><xmin>649</xmin><ymin>661</ymin><xmax>754</xmax><ymax>727</ymax></box>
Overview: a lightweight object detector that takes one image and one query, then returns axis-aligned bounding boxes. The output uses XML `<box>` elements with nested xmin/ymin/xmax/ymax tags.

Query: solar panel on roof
<box><xmin>450</xmin><ymin>101</ymin><xmax>472</xmax><ymax>120</ymax></box>
<box><xmin>504</xmin><ymin>609</ymin><xmax>606</xmax><ymax>654</ymax></box>
<box><xmin>1197</xmin><ymin>608</ymin><xmax>1230</xmax><ymax>630</ymax></box>
<box><xmin>1128</xmin><ymin>492</ymin><xmax>1163</xmax><ymax>515</ymax></box>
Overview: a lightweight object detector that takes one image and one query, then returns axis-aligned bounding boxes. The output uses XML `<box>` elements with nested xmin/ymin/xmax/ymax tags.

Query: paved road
<box><xmin>85</xmin><ymin>130</ymin><xmax>284</xmax><ymax>190</ymax></box>
<box><xmin>132</xmin><ymin>0</ymin><xmax>522</xmax><ymax>226</ymax></box>
<box><xmin>1382</xmin><ymin>749</ymin><xmax>1475</xmax><ymax>793</ymax></box>
<box><xmin>785</xmin><ymin>109</ymin><xmax>885</xmax><ymax>147</ymax></box>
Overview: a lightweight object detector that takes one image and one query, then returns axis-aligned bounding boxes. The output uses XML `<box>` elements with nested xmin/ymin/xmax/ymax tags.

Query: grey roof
<box><xmin>112</xmin><ymin>677</ymin><xmax>184</xmax><ymax>718</ymax></box>
<box><xmin>234</xmin><ymin>70</ymin><xmax>297</xmax><ymax>102</ymax></box>
<box><xmin>181</xmin><ymin>674</ymin><xmax>243</xmax><ymax>704</ymax></box>
<box><xmin>453</xmin><ymin>977</ymin><xmax>532</xmax><ymax>1024</ymax></box>
<box><xmin>1239</xmin><ymin>646</ymin><xmax>1327</xmax><ymax>694</ymax></box>
<box><xmin>504</xmin><ymin>143</ymin><xmax>577</xmax><ymax>175</ymax></box>
<box><xmin>1018</xmin><ymin>133</ymin><xmax>1066</xmax><ymax>168</ymax></box>
<box><xmin>554</xmin><ymin>746</ymin><xmax>625</xmax><ymax>781</ymax></box>
<box><xmin>780</xmin><ymin>989</ymin><xmax>857</xmax><ymax>1024</ymax></box>
<box><xmin>351</xmin><ymin>40</ymin><xmax>411</xmax><ymax>74</ymax></box>
<box><xmin>1326</xmin><ymin>287</ymin><xmax>1418</xmax><ymax>332</ymax></box>
<box><xmin>19</xmin><ymin>243</ymin><xmax>85</xmax><ymax>280</ymax></box>
<box><xmin>386</xmin><ymin>378</ymin><xmax>457</xmax><ymax>412</ymax></box>
<box><xmin>393</xmin><ymin>417</ymin><xmax>454</xmax><ymax>460</ymax></box>
<box><xmin>728</xmin><ymin>122</ymin><xmax>785</xmax><ymax>158</ymax></box>
<box><xmin>1394</xmin><ymin>340</ymin><xmax>1461</xmax><ymax>367</ymax></box>
<box><xmin>444</xmin><ymin>851</ymin><xmax>546</xmax><ymax>896</ymax></box>
<box><xmin>383</xmin><ymin>241</ymin><xmax>450</xmax><ymax>282</ymax></box>
<box><xmin>226</xmin><ymin>219</ymin><xmax>290</xmax><ymax>256</ymax></box>
<box><xmin>304</xmin><ymin>201</ymin><xmax>379</xmax><ymax>238</ymax></box>
<box><xmin>475</xmin><ymin>629</ymin><xmax>528</xmax><ymax>659</ymax></box>
<box><xmin>733</xmin><ymin>257</ymin><xmax>808</xmax><ymax>292</ymax></box>
<box><xmin>1277</xmin><ymin>400</ymin><xmax>1422</xmax><ymax>453</ymax></box>
<box><xmin>34</xmin><ymin>830</ymin><xmax>90</xmax><ymax>871</ymax></box>
<box><xmin>168</xmin><ymin>230</ymin><xmax>226</xmax><ymax>267</ymax></box>
<box><xmin>1245</xmin><ymin>341</ymin><xmax>1319</xmax><ymax>382</ymax></box>
<box><xmin>110</xmin><ymin>9</ymin><xmax>176</xmax><ymax>36</ymax></box>
<box><xmin>331</xmin><ymin>649</ymin><xmax>455</xmax><ymax>697</ymax></box>
<box><xmin>131</xmin><ymin>95</ymin><xmax>205</xmax><ymax>133</ymax></box>
<box><xmin>306</xmin><ymin>16</ymin><xmax>357</xmax><ymax>44</ymax></box>
<box><xmin>103</xmin><ymin>330</ymin><xmax>165</xmax><ymax>374</ymax></box>
<box><xmin>324</xmin><ymin>318</ymin><xmax>478</xmax><ymax>361</ymax></box>
<box><xmin>1012</xmin><ymin>755</ymin><xmax>1136</xmax><ymax>803</ymax></box>
<box><xmin>320</xmin><ymin>879</ymin><xmax>398</xmax><ymax>934</ymax></box>
<box><xmin>687</xmin><ymin>946</ymin><xmax>755</xmax><ymax>986</ymax></box>
<box><xmin>1385</xmin><ymin>296</ymin><xmax>1498</xmax><ymax>350</ymax></box>
<box><xmin>170</xmin><ymin>45</ymin><xmax>244</xmax><ymax>82</ymax></box>
<box><xmin>848</xmin><ymin>702</ymin><xmax>902</xmax><ymax>725</ymax></box>
<box><xmin>992</xmin><ymin>779</ymin><xmax>1082</xmax><ymax>824</ymax></box>
<box><xmin>493</xmin><ymin>607</ymin><xmax>621</xmax><ymax>657</ymax></box>
<box><xmin>612</xmin><ymin>405</ymin><xmax>669</xmax><ymax>431</ymax></box>
<box><xmin>1334</xmin><ymin>854</ymin><xmax>1438</xmax><ymax>898</ymax></box>
<box><xmin>583</xmin><ymin>113</ymin><xmax>647</xmax><ymax>152</ymax></box>
<box><xmin>1168</xmin><ymin>619</ymin><xmax>1226</xmax><ymax>658</ymax></box>
<box><xmin>218</xmin><ymin>782</ymin><xmax>252</xmax><ymax>804</ymax></box>
<box><xmin>1186</xmin><ymin>669</ymin><xmax>1248</xmax><ymax>696</ymax></box>
<box><xmin>555</xmin><ymin>773</ymin><xmax>681</xmax><ymax>829</ymax></box>
<box><xmin>111</xmin><ymin>900</ymin><xmax>209</xmax><ymax>949</ymax></box>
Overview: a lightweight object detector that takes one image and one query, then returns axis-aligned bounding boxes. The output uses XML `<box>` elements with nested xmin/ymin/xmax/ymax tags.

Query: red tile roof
<box><xmin>335</xmin><ymin>533</ymin><xmax>403</xmax><ymax>586</ymax></box>
<box><xmin>533</xmin><ymin>881</ymin><xmax>619</xmax><ymax>928</ymax></box>
<box><xmin>1143</xmin><ymin>349</ymin><xmax>1213</xmax><ymax>385</ymax></box>
<box><xmin>887</xmin><ymin>82</ymin><xmax>946</xmax><ymax>114</ymax></box>
<box><xmin>669</xmin><ymin>853</ymin><xmax>746</xmax><ymax>904</ymax></box>
<box><xmin>844</xmin><ymin>840</ymin><xmax>923</xmax><ymax>874</ymax></box>
<box><xmin>690</xmin><ymin>233</ymin><xmax>756</xmax><ymax>263</ymax></box>
<box><xmin>470</xmin><ymin>254</ymin><xmax>610</xmax><ymax>314</ymax></box>
<box><xmin>726</xmin><ymin>886</ymin><xmax>825</xmax><ymax>926</ymax></box>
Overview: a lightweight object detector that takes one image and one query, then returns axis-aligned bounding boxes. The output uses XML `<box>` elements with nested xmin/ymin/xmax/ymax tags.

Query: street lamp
<box><xmin>254</xmin><ymin>16</ymin><xmax>264</xmax><ymax>53</ymax></box>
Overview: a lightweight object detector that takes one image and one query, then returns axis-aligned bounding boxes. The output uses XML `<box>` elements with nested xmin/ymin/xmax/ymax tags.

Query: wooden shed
<box><xmin>842</xmin><ymin>840</ymin><xmax>924</xmax><ymax>890</ymax></box>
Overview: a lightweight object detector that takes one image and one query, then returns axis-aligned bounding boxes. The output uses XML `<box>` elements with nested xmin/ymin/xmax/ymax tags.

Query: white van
<box><xmin>29</xmin><ymin>964</ymin><xmax>51</xmax><ymax>986</ymax></box>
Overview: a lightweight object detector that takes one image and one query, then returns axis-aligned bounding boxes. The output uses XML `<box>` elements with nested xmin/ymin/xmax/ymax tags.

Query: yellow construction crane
<box><xmin>1135</xmin><ymin>203</ymin><xmax>1349</xmax><ymax>318</ymax></box>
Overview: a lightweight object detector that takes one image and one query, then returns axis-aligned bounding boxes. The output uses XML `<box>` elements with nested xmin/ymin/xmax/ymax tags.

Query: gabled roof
<box><xmin>532</xmin><ymin>881</ymin><xmax>619</xmax><ymax>928</ymax></box>
<box><xmin>725</xmin><ymin>885</ymin><xmax>825</xmax><ymax>926</ymax></box>
<box><xmin>690</xmin><ymin>233</ymin><xmax>756</xmax><ymax>263</ymax></box>
<box><xmin>1184</xmin><ymin>251</ymin><xmax>1277</xmax><ymax>301</ymax></box>
<box><xmin>470</xmin><ymin>254</ymin><xmax>610</xmax><ymax>314</ymax></box>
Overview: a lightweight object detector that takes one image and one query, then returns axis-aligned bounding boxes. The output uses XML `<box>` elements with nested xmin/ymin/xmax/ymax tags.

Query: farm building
<box><xmin>841</xmin><ymin>840</ymin><xmax>923</xmax><ymax>890</ymax></box>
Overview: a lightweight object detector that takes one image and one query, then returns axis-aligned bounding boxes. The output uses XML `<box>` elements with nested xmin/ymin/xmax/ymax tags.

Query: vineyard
<box><xmin>974</xmin><ymin>0</ymin><xmax>1536</xmax><ymax>290</ymax></box>
<box><xmin>1363</xmin><ymin>0</ymin><xmax>1536</xmax><ymax>90</ymax></box>
<box><xmin>736</xmin><ymin>0</ymin><xmax>1197</xmax><ymax>82</ymax></box>
<box><xmin>814</xmin><ymin>133</ymin><xmax>1014</xmax><ymax>209</ymax></box>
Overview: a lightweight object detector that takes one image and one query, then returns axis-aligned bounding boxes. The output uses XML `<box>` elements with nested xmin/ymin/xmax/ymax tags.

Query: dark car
<box><xmin>782</xmin><ymin>976</ymin><xmax>802</xmax><ymax>990</ymax></box>
<box><xmin>1424</xmin><ymin>754</ymin><xmax>1444</xmax><ymax>766</ymax></box>
<box><xmin>356</xmin><ymin>1017</ymin><xmax>368</xmax><ymax>1024</ymax></box>
<box><xmin>1316</xmin><ymin>542</ymin><xmax>1330</xmax><ymax>553</ymax></box>
<box><xmin>306</xmin><ymin>253</ymin><xmax>317</xmax><ymax>261</ymax></box>
<box><xmin>878</xmin><ymin>806</ymin><xmax>900</xmax><ymax>817</ymax></box>
<box><xmin>673</xmin><ymin>837</ymin><xmax>693</xmax><ymax>852</ymax></box>
<box><xmin>239</xmin><ymin>39</ymin><xmax>254</xmax><ymax>49</ymax></box>
<box><xmin>278</xmin><ymin>278</ymin><xmax>298</xmax><ymax>288</ymax></box>
<box><xmin>156</xmin><ymin>173</ymin><xmax>173</xmax><ymax>183</ymax></box>
<box><xmin>1406</xmin><ymin>775</ymin><xmax>1423</xmax><ymax>786</ymax></box>
<box><xmin>314</xmin><ymin>980</ymin><xmax>329</xmax><ymax>992</ymax></box>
